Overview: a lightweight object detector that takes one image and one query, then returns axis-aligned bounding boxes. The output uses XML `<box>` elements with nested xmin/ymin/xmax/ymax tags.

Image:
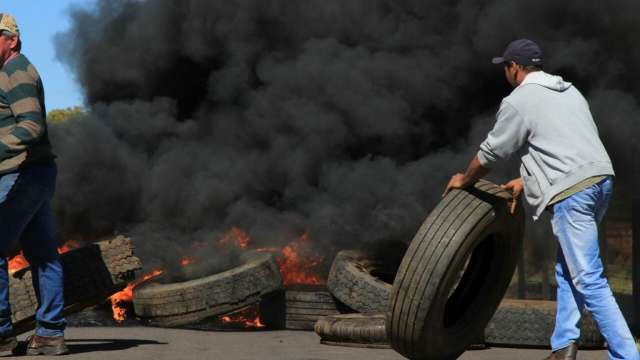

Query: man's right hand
<box><xmin>500</xmin><ymin>177</ymin><xmax>523</xmax><ymax>214</ymax></box>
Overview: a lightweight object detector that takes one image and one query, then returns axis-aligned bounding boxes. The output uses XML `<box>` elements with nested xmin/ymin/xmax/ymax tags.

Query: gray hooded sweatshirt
<box><xmin>477</xmin><ymin>71</ymin><xmax>614</xmax><ymax>220</ymax></box>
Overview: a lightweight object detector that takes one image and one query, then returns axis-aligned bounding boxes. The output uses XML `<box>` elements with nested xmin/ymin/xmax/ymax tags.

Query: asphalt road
<box><xmin>4</xmin><ymin>327</ymin><xmax>608</xmax><ymax>359</ymax></box>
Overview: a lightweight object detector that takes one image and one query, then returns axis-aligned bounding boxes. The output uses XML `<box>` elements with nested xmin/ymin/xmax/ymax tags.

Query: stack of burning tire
<box><xmin>130</xmin><ymin>245</ymin><xmax>351</xmax><ymax>330</ymax></box>
<box><xmin>316</xmin><ymin>180</ymin><xmax>604</xmax><ymax>358</ymax></box>
<box><xmin>132</xmin><ymin>251</ymin><xmax>283</xmax><ymax>327</ymax></box>
<box><xmin>260</xmin><ymin>285</ymin><xmax>353</xmax><ymax>331</ymax></box>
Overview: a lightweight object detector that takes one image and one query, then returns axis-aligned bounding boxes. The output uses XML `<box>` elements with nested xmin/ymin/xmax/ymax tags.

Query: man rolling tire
<box><xmin>444</xmin><ymin>39</ymin><xmax>639</xmax><ymax>360</ymax></box>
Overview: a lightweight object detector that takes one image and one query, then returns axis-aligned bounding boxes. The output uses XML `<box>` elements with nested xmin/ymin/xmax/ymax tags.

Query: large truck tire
<box><xmin>10</xmin><ymin>236</ymin><xmax>142</xmax><ymax>336</ymax></box>
<box><xmin>133</xmin><ymin>251</ymin><xmax>282</xmax><ymax>327</ymax></box>
<box><xmin>387</xmin><ymin>179</ymin><xmax>524</xmax><ymax>360</ymax></box>
<box><xmin>485</xmin><ymin>299</ymin><xmax>605</xmax><ymax>349</ymax></box>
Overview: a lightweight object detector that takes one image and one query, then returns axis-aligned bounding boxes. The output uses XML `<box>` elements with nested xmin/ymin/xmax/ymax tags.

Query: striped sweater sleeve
<box><xmin>0</xmin><ymin>66</ymin><xmax>45</xmax><ymax>161</ymax></box>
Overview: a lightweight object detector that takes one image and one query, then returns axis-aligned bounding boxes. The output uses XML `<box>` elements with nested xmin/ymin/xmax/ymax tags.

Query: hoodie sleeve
<box><xmin>477</xmin><ymin>101</ymin><xmax>529</xmax><ymax>168</ymax></box>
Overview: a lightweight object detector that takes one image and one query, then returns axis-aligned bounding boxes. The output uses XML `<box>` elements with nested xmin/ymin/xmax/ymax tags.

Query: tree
<box><xmin>47</xmin><ymin>106</ymin><xmax>85</xmax><ymax>124</ymax></box>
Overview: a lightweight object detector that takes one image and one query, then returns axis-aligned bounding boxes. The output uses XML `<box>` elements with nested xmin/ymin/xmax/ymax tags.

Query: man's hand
<box><xmin>500</xmin><ymin>177</ymin><xmax>523</xmax><ymax>214</ymax></box>
<box><xmin>442</xmin><ymin>155</ymin><xmax>491</xmax><ymax>198</ymax></box>
<box><xmin>442</xmin><ymin>173</ymin><xmax>473</xmax><ymax>197</ymax></box>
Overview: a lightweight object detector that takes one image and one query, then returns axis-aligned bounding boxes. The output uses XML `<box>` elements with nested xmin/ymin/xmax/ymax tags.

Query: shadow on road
<box><xmin>12</xmin><ymin>338</ymin><xmax>166</xmax><ymax>355</ymax></box>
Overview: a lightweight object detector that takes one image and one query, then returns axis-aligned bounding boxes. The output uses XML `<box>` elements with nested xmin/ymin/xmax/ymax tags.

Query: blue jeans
<box><xmin>551</xmin><ymin>176</ymin><xmax>638</xmax><ymax>360</ymax></box>
<box><xmin>0</xmin><ymin>163</ymin><xmax>65</xmax><ymax>337</ymax></box>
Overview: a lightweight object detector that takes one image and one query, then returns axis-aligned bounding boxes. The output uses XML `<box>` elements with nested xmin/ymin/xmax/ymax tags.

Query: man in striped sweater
<box><xmin>0</xmin><ymin>13</ymin><xmax>67</xmax><ymax>356</ymax></box>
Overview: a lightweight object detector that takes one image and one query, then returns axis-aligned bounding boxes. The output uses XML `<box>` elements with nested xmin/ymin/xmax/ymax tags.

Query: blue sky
<box><xmin>2</xmin><ymin>0</ymin><xmax>93</xmax><ymax>110</ymax></box>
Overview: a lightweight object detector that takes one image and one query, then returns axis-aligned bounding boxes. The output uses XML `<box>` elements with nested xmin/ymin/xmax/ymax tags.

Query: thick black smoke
<box><xmin>51</xmin><ymin>0</ymin><xmax>640</xmax><ymax>272</ymax></box>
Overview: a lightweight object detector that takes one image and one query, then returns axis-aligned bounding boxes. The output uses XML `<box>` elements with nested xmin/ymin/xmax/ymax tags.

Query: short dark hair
<box><xmin>524</xmin><ymin>64</ymin><xmax>543</xmax><ymax>71</ymax></box>
<box><xmin>0</xmin><ymin>30</ymin><xmax>21</xmax><ymax>52</ymax></box>
<box><xmin>504</xmin><ymin>62</ymin><xmax>543</xmax><ymax>72</ymax></box>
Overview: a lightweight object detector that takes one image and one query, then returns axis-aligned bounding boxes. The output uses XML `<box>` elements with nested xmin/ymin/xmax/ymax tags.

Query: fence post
<box><xmin>517</xmin><ymin>238</ymin><xmax>526</xmax><ymax>299</ymax></box>
<box><xmin>632</xmin><ymin>141</ymin><xmax>640</xmax><ymax>335</ymax></box>
<box><xmin>633</xmin><ymin>193</ymin><xmax>640</xmax><ymax>335</ymax></box>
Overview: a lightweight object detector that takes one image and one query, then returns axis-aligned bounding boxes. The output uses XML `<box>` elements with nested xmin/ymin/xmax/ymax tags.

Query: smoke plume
<box><xmin>51</xmin><ymin>0</ymin><xmax>640</xmax><ymax>271</ymax></box>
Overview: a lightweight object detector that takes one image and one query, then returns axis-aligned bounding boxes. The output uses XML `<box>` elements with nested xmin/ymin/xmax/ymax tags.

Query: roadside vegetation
<box><xmin>47</xmin><ymin>106</ymin><xmax>85</xmax><ymax>124</ymax></box>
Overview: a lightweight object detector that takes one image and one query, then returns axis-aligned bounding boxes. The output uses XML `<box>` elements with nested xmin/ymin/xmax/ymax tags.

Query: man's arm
<box><xmin>442</xmin><ymin>155</ymin><xmax>490</xmax><ymax>197</ymax></box>
<box><xmin>0</xmin><ymin>68</ymin><xmax>45</xmax><ymax>161</ymax></box>
<box><xmin>477</xmin><ymin>101</ymin><xmax>528</xmax><ymax>167</ymax></box>
<box><xmin>443</xmin><ymin>100</ymin><xmax>529</xmax><ymax>197</ymax></box>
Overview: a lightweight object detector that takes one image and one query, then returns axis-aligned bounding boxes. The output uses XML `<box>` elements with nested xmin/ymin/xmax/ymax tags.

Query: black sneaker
<box><xmin>26</xmin><ymin>334</ymin><xmax>69</xmax><ymax>356</ymax></box>
<box><xmin>0</xmin><ymin>335</ymin><xmax>17</xmax><ymax>353</ymax></box>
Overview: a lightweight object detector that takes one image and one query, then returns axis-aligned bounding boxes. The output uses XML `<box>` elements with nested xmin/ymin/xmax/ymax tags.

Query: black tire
<box><xmin>485</xmin><ymin>299</ymin><xmax>605</xmax><ymax>349</ymax></box>
<box><xmin>327</xmin><ymin>251</ymin><xmax>392</xmax><ymax>313</ymax></box>
<box><xmin>315</xmin><ymin>313</ymin><xmax>389</xmax><ymax>349</ymax></box>
<box><xmin>387</xmin><ymin>179</ymin><xmax>524</xmax><ymax>360</ymax></box>
<box><xmin>262</xmin><ymin>285</ymin><xmax>352</xmax><ymax>331</ymax></box>
<box><xmin>9</xmin><ymin>236</ymin><xmax>142</xmax><ymax>336</ymax></box>
<box><xmin>133</xmin><ymin>251</ymin><xmax>282</xmax><ymax>327</ymax></box>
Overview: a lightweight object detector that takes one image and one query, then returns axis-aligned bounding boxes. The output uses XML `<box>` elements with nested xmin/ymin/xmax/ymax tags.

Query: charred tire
<box><xmin>133</xmin><ymin>251</ymin><xmax>282</xmax><ymax>327</ymax></box>
<box><xmin>387</xmin><ymin>179</ymin><xmax>524</xmax><ymax>360</ymax></box>
<box><xmin>315</xmin><ymin>313</ymin><xmax>389</xmax><ymax>349</ymax></box>
<box><xmin>262</xmin><ymin>285</ymin><xmax>351</xmax><ymax>331</ymax></box>
<box><xmin>285</xmin><ymin>287</ymin><xmax>350</xmax><ymax>330</ymax></box>
<box><xmin>327</xmin><ymin>251</ymin><xmax>392</xmax><ymax>313</ymax></box>
<box><xmin>485</xmin><ymin>299</ymin><xmax>605</xmax><ymax>349</ymax></box>
<box><xmin>10</xmin><ymin>236</ymin><xmax>142</xmax><ymax>336</ymax></box>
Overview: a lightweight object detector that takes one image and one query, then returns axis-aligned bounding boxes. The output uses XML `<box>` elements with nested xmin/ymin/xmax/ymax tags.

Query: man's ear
<box><xmin>9</xmin><ymin>36</ymin><xmax>19</xmax><ymax>51</ymax></box>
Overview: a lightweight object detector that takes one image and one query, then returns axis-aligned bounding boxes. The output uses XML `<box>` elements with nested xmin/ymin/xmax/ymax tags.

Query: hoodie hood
<box><xmin>519</xmin><ymin>71</ymin><xmax>572</xmax><ymax>92</ymax></box>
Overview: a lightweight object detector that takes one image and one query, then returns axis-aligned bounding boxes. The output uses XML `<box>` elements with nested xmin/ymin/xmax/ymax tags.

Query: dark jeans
<box><xmin>0</xmin><ymin>162</ymin><xmax>65</xmax><ymax>337</ymax></box>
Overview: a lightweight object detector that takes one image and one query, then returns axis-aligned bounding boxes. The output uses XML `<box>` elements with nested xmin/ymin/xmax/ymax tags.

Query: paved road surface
<box><xmin>6</xmin><ymin>327</ymin><xmax>607</xmax><ymax>359</ymax></box>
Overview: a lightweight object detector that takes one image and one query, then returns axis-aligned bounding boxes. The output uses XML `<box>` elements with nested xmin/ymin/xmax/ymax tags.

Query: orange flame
<box><xmin>57</xmin><ymin>240</ymin><xmax>81</xmax><ymax>254</ymax></box>
<box><xmin>180</xmin><ymin>256</ymin><xmax>196</xmax><ymax>267</ymax></box>
<box><xmin>276</xmin><ymin>232</ymin><xmax>325</xmax><ymax>285</ymax></box>
<box><xmin>109</xmin><ymin>269</ymin><xmax>163</xmax><ymax>322</ymax></box>
<box><xmin>219</xmin><ymin>227</ymin><xmax>250</xmax><ymax>249</ymax></box>
<box><xmin>256</xmin><ymin>233</ymin><xmax>325</xmax><ymax>285</ymax></box>
<box><xmin>8</xmin><ymin>240</ymin><xmax>81</xmax><ymax>274</ymax></box>
<box><xmin>220</xmin><ymin>306</ymin><xmax>264</xmax><ymax>328</ymax></box>
<box><xmin>7</xmin><ymin>253</ymin><xmax>29</xmax><ymax>275</ymax></box>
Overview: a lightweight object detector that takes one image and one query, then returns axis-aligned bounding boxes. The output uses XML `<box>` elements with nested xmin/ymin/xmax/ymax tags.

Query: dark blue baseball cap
<box><xmin>492</xmin><ymin>39</ymin><xmax>543</xmax><ymax>66</ymax></box>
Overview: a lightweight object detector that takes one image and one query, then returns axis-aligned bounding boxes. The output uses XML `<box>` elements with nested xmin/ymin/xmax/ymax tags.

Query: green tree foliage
<box><xmin>47</xmin><ymin>106</ymin><xmax>85</xmax><ymax>124</ymax></box>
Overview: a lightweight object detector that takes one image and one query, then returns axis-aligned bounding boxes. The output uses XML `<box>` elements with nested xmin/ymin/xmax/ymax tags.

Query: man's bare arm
<box><xmin>442</xmin><ymin>155</ymin><xmax>491</xmax><ymax>197</ymax></box>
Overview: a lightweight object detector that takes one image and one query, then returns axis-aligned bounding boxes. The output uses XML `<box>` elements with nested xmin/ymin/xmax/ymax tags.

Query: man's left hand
<box><xmin>442</xmin><ymin>173</ymin><xmax>472</xmax><ymax>197</ymax></box>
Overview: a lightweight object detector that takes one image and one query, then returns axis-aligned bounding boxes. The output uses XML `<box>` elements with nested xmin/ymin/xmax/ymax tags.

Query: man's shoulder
<box><xmin>0</xmin><ymin>54</ymin><xmax>40</xmax><ymax>90</ymax></box>
<box><xmin>505</xmin><ymin>81</ymin><xmax>585</xmax><ymax>113</ymax></box>
<box><xmin>502</xmin><ymin>83</ymin><xmax>552</xmax><ymax>109</ymax></box>
<box><xmin>500</xmin><ymin>92</ymin><xmax>522</xmax><ymax>112</ymax></box>
<box><xmin>1</xmin><ymin>54</ymin><xmax>31</xmax><ymax>74</ymax></box>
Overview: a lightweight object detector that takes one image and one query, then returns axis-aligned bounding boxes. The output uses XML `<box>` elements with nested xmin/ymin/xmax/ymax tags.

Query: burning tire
<box><xmin>133</xmin><ymin>251</ymin><xmax>282</xmax><ymax>327</ymax></box>
<box><xmin>485</xmin><ymin>299</ymin><xmax>604</xmax><ymax>348</ymax></box>
<box><xmin>261</xmin><ymin>285</ymin><xmax>352</xmax><ymax>330</ymax></box>
<box><xmin>315</xmin><ymin>313</ymin><xmax>389</xmax><ymax>349</ymax></box>
<box><xmin>387</xmin><ymin>179</ymin><xmax>524</xmax><ymax>360</ymax></box>
<box><xmin>327</xmin><ymin>250</ymin><xmax>392</xmax><ymax>313</ymax></box>
<box><xmin>9</xmin><ymin>236</ymin><xmax>142</xmax><ymax>336</ymax></box>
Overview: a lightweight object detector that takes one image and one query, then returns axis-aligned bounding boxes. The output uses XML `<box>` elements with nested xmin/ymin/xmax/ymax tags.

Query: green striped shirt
<box><xmin>0</xmin><ymin>53</ymin><xmax>54</xmax><ymax>173</ymax></box>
